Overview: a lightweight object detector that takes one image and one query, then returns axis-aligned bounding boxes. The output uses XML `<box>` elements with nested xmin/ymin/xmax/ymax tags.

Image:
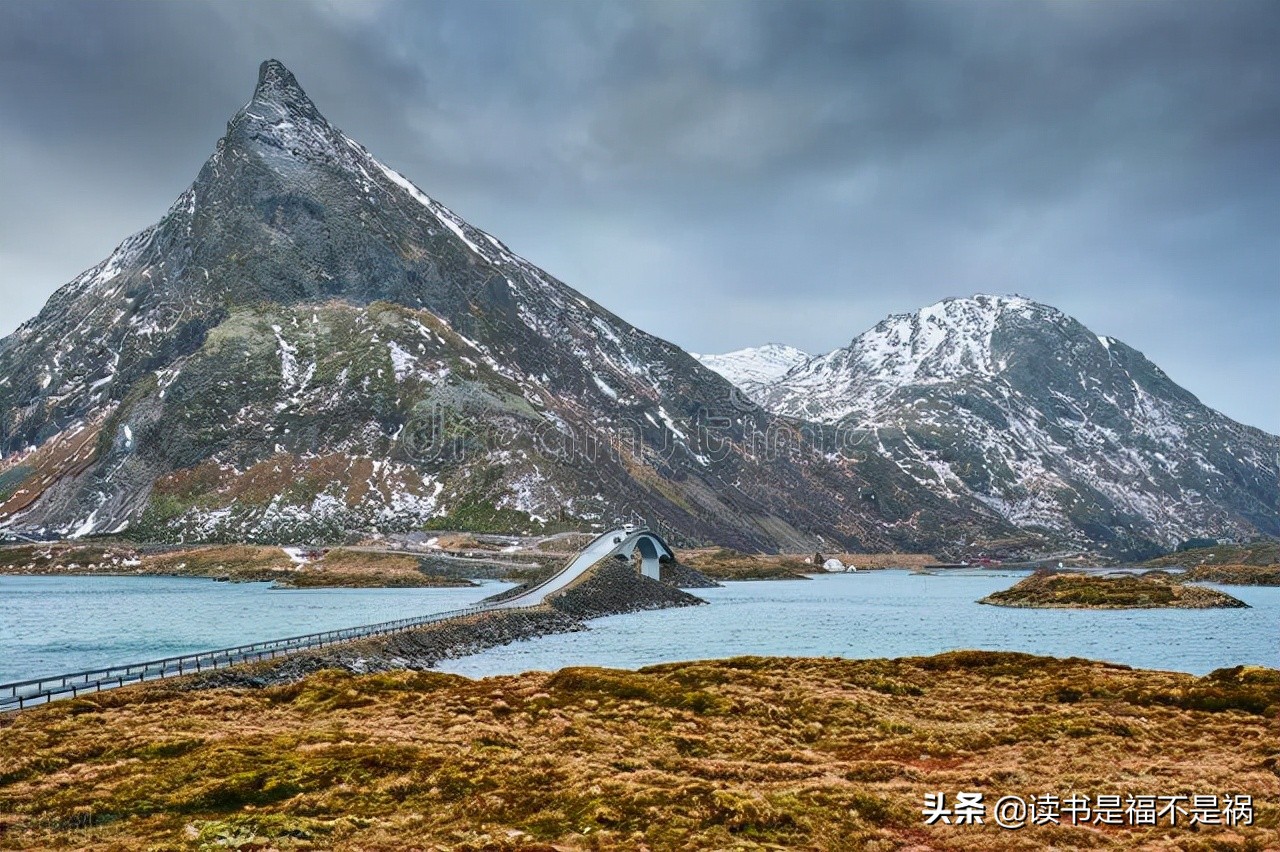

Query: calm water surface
<box><xmin>0</xmin><ymin>575</ymin><xmax>511</xmax><ymax>684</ymax></box>
<box><xmin>438</xmin><ymin>570</ymin><xmax>1278</xmax><ymax>678</ymax></box>
<box><xmin>2</xmin><ymin>571</ymin><xmax>1275</xmax><ymax>683</ymax></box>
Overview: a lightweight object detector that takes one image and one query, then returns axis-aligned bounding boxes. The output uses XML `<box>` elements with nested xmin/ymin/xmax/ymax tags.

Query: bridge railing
<box><xmin>0</xmin><ymin>527</ymin><xmax>656</xmax><ymax>713</ymax></box>
<box><xmin>0</xmin><ymin>601</ymin><xmax>502</xmax><ymax>712</ymax></box>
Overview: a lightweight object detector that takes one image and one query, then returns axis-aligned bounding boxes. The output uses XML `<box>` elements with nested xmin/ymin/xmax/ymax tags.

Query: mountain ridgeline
<box><xmin>0</xmin><ymin>60</ymin><xmax>1015</xmax><ymax>555</ymax></box>
<box><xmin>1</xmin><ymin>62</ymin><xmax>1275</xmax><ymax>558</ymax></box>
<box><xmin>700</xmin><ymin>296</ymin><xmax>1280</xmax><ymax>556</ymax></box>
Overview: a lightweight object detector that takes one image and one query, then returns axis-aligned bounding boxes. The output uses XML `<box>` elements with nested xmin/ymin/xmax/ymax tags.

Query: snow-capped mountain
<box><xmin>723</xmin><ymin>295</ymin><xmax>1280</xmax><ymax>553</ymax></box>
<box><xmin>693</xmin><ymin>345</ymin><xmax>809</xmax><ymax>400</ymax></box>
<box><xmin>0</xmin><ymin>61</ymin><xmax>1018</xmax><ymax>554</ymax></box>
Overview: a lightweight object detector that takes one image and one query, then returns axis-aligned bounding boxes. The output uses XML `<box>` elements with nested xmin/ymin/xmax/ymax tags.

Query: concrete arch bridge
<box><xmin>489</xmin><ymin>526</ymin><xmax>676</xmax><ymax>608</ymax></box>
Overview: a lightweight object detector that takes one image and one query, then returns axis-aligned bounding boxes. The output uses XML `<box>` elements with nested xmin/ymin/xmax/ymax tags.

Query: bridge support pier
<box><xmin>635</xmin><ymin>536</ymin><xmax>663</xmax><ymax>580</ymax></box>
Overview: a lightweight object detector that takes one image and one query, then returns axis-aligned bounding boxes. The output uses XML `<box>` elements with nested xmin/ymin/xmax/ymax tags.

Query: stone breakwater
<box><xmin>659</xmin><ymin>560</ymin><xmax>723</xmax><ymax>589</ymax></box>
<box><xmin>190</xmin><ymin>560</ymin><xmax>710</xmax><ymax>689</ymax></box>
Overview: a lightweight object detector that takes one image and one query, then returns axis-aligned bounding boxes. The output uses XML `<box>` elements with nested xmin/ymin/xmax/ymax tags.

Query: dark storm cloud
<box><xmin>1</xmin><ymin>0</ymin><xmax>1277</xmax><ymax>431</ymax></box>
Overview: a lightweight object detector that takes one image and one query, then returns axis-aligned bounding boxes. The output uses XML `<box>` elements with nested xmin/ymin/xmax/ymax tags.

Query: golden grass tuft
<box><xmin>290</xmin><ymin>548</ymin><xmax>472</xmax><ymax>588</ymax></box>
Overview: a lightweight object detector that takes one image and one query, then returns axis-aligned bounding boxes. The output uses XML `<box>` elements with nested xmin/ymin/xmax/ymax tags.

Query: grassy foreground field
<box><xmin>0</xmin><ymin>653</ymin><xmax>1276</xmax><ymax>850</ymax></box>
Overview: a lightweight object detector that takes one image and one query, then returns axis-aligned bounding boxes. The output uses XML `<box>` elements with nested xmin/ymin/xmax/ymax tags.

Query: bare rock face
<box><xmin>0</xmin><ymin>60</ymin><xmax>1016</xmax><ymax>555</ymax></box>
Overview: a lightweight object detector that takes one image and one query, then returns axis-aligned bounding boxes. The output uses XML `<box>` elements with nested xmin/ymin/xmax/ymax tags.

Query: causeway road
<box><xmin>488</xmin><ymin>528</ymin><xmax>637</xmax><ymax>609</ymax></box>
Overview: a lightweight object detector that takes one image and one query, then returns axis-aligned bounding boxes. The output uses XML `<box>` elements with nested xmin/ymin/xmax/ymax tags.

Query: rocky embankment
<box><xmin>659</xmin><ymin>560</ymin><xmax>722</xmax><ymax>588</ymax></box>
<box><xmin>551</xmin><ymin>560</ymin><xmax>708</xmax><ymax>619</ymax></box>
<box><xmin>190</xmin><ymin>607</ymin><xmax>584</xmax><ymax>690</ymax></box>
<box><xmin>980</xmin><ymin>571</ymin><xmax>1249</xmax><ymax>609</ymax></box>
<box><xmin>192</xmin><ymin>558</ymin><xmax>710</xmax><ymax>689</ymax></box>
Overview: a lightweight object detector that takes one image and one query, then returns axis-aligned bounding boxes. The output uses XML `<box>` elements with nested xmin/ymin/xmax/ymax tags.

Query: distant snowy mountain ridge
<box><xmin>692</xmin><ymin>344</ymin><xmax>808</xmax><ymax>399</ymax></box>
<box><xmin>700</xmin><ymin>294</ymin><xmax>1280</xmax><ymax>552</ymax></box>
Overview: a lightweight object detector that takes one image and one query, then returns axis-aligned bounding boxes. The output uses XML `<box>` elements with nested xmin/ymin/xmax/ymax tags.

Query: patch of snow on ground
<box><xmin>69</xmin><ymin>509</ymin><xmax>100</xmax><ymax>539</ymax></box>
<box><xmin>592</xmin><ymin>374</ymin><xmax>618</xmax><ymax>400</ymax></box>
<box><xmin>271</xmin><ymin>324</ymin><xmax>300</xmax><ymax>388</ymax></box>
<box><xmin>387</xmin><ymin>340</ymin><xmax>417</xmax><ymax>382</ymax></box>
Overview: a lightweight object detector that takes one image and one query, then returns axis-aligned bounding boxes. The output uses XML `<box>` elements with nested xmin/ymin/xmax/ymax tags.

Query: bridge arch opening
<box><xmin>613</xmin><ymin>531</ymin><xmax>674</xmax><ymax>580</ymax></box>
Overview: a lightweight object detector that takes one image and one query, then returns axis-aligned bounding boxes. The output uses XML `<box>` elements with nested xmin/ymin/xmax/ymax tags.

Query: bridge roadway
<box><xmin>488</xmin><ymin>525</ymin><xmax>672</xmax><ymax>607</ymax></box>
<box><xmin>0</xmin><ymin>527</ymin><xmax>675</xmax><ymax>712</ymax></box>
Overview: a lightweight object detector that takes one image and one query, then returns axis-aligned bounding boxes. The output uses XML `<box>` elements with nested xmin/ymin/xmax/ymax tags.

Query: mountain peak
<box><xmin>915</xmin><ymin>293</ymin><xmax>1043</xmax><ymax>320</ymax></box>
<box><xmin>255</xmin><ymin>59</ymin><xmax>305</xmax><ymax>101</ymax></box>
<box><xmin>744</xmin><ymin>295</ymin><xmax>1280</xmax><ymax>551</ymax></box>
<box><xmin>239</xmin><ymin>58</ymin><xmax>324</xmax><ymax>125</ymax></box>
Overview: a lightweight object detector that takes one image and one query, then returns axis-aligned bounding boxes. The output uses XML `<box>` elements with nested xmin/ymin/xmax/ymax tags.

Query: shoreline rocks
<box><xmin>188</xmin><ymin>558</ymin><xmax>709</xmax><ymax>690</ymax></box>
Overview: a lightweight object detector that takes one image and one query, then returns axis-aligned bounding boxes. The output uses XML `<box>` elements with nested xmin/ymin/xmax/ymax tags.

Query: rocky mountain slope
<box><xmin>0</xmin><ymin>61</ymin><xmax>1020</xmax><ymax>554</ymax></box>
<box><xmin>704</xmin><ymin>295</ymin><xmax>1280</xmax><ymax>556</ymax></box>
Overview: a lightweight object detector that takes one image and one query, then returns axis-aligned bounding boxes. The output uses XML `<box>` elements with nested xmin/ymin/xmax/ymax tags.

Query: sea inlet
<box><xmin>1</xmin><ymin>570</ymin><xmax>1274</xmax><ymax>684</ymax></box>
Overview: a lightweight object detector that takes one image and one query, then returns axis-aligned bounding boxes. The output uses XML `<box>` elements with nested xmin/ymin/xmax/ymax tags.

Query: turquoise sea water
<box><xmin>0</xmin><ymin>574</ymin><xmax>510</xmax><ymax>684</ymax></box>
<box><xmin>1</xmin><ymin>570</ymin><xmax>1275</xmax><ymax>684</ymax></box>
<box><xmin>437</xmin><ymin>570</ymin><xmax>1279</xmax><ymax>678</ymax></box>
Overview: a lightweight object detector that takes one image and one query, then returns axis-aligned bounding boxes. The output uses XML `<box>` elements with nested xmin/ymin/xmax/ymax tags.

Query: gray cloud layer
<box><xmin>2</xmin><ymin>0</ymin><xmax>1277</xmax><ymax>431</ymax></box>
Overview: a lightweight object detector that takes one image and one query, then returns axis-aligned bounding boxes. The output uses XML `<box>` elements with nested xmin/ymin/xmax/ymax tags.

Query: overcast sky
<box><xmin>1</xmin><ymin>0</ymin><xmax>1277</xmax><ymax>432</ymax></box>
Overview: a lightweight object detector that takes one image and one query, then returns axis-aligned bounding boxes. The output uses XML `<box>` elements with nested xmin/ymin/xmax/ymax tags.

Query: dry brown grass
<box><xmin>1178</xmin><ymin>564</ymin><xmax>1280</xmax><ymax>586</ymax></box>
<box><xmin>430</xmin><ymin>533</ymin><xmax>501</xmax><ymax>552</ymax></box>
<box><xmin>981</xmin><ymin>571</ymin><xmax>1248</xmax><ymax>609</ymax></box>
<box><xmin>0</xmin><ymin>543</ymin><xmax>140</xmax><ymax>573</ymax></box>
<box><xmin>677</xmin><ymin>548</ymin><xmax>817</xmax><ymax>580</ymax></box>
<box><xmin>1144</xmin><ymin>541</ymin><xmax>1280</xmax><ymax>569</ymax></box>
<box><xmin>825</xmin><ymin>553</ymin><xmax>941</xmax><ymax>569</ymax></box>
<box><xmin>143</xmin><ymin>545</ymin><xmax>294</xmax><ymax>579</ymax></box>
<box><xmin>0</xmin><ymin>544</ymin><xmax>472</xmax><ymax>588</ymax></box>
<box><xmin>0</xmin><ymin>653</ymin><xmax>1274</xmax><ymax>850</ymax></box>
<box><xmin>676</xmin><ymin>549</ymin><xmax>939</xmax><ymax>580</ymax></box>
<box><xmin>533</xmin><ymin>534</ymin><xmax>597</xmax><ymax>555</ymax></box>
<box><xmin>291</xmin><ymin>548</ymin><xmax>471</xmax><ymax>588</ymax></box>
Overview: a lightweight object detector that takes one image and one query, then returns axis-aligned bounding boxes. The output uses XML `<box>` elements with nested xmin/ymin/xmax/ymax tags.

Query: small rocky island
<box><xmin>980</xmin><ymin>571</ymin><xmax>1249</xmax><ymax>609</ymax></box>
